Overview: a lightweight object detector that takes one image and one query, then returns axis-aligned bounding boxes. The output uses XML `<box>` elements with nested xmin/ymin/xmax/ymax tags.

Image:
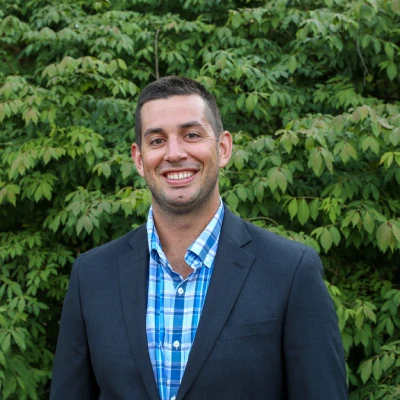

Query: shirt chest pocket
<box><xmin>218</xmin><ymin>318</ymin><xmax>278</xmax><ymax>341</ymax></box>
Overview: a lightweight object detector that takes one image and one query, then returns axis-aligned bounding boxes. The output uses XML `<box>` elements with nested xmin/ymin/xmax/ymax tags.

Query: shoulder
<box><xmin>222</xmin><ymin>206</ymin><xmax>321</xmax><ymax>273</ymax></box>
<box><xmin>76</xmin><ymin>224</ymin><xmax>147</xmax><ymax>266</ymax></box>
<box><xmin>246</xmin><ymin>219</ymin><xmax>319</xmax><ymax>262</ymax></box>
<box><xmin>243</xmin><ymin>218</ymin><xmax>310</xmax><ymax>254</ymax></box>
<box><xmin>223</xmin><ymin>205</ymin><xmax>313</xmax><ymax>255</ymax></box>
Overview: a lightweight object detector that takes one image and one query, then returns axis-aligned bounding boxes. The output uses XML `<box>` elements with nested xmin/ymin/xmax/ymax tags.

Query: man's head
<box><xmin>134</xmin><ymin>76</ymin><xmax>223</xmax><ymax>148</ymax></box>
<box><xmin>131</xmin><ymin>76</ymin><xmax>232</xmax><ymax>217</ymax></box>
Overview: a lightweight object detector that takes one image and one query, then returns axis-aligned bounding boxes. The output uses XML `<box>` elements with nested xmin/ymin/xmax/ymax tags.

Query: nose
<box><xmin>164</xmin><ymin>137</ymin><xmax>187</xmax><ymax>162</ymax></box>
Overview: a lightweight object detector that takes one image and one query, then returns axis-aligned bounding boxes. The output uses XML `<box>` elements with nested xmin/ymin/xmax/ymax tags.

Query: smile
<box><xmin>166</xmin><ymin>171</ymin><xmax>195</xmax><ymax>180</ymax></box>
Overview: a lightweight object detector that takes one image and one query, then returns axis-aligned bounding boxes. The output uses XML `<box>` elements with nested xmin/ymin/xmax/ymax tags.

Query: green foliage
<box><xmin>1</xmin><ymin>0</ymin><xmax>400</xmax><ymax>398</ymax></box>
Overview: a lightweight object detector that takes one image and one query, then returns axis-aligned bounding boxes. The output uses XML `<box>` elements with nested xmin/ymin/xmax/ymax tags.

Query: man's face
<box><xmin>131</xmin><ymin>95</ymin><xmax>232</xmax><ymax>215</ymax></box>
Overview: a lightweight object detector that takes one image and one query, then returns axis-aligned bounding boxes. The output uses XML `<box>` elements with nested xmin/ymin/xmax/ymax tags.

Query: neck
<box><xmin>152</xmin><ymin>197</ymin><xmax>221</xmax><ymax>253</ymax></box>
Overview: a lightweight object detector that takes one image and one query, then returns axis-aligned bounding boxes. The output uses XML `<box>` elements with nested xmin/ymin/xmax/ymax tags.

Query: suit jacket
<box><xmin>50</xmin><ymin>206</ymin><xmax>348</xmax><ymax>400</ymax></box>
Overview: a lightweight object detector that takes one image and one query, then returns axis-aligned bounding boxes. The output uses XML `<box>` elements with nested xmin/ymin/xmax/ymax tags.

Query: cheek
<box><xmin>191</xmin><ymin>146</ymin><xmax>219</xmax><ymax>163</ymax></box>
<box><xmin>142</xmin><ymin>153</ymin><xmax>163</xmax><ymax>170</ymax></box>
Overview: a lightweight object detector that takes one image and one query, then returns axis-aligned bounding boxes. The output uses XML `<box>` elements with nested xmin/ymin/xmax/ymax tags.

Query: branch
<box><xmin>246</xmin><ymin>216</ymin><xmax>280</xmax><ymax>226</ymax></box>
<box><xmin>154</xmin><ymin>29</ymin><xmax>160</xmax><ymax>80</ymax></box>
<box><xmin>356</xmin><ymin>36</ymin><xmax>369</xmax><ymax>86</ymax></box>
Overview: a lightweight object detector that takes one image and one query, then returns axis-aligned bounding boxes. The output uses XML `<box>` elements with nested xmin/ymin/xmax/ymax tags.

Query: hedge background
<box><xmin>0</xmin><ymin>0</ymin><xmax>400</xmax><ymax>398</ymax></box>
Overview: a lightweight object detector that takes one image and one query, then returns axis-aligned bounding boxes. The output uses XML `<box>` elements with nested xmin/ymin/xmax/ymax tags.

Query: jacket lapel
<box><xmin>177</xmin><ymin>208</ymin><xmax>255</xmax><ymax>399</ymax></box>
<box><xmin>118</xmin><ymin>225</ymin><xmax>160</xmax><ymax>400</ymax></box>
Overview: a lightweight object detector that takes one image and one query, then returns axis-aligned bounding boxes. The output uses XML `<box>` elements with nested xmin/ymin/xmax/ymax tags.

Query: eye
<box><xmin>186</xmin><ymin>132</ymin><xmax>200</xmax><ymax>139</ymax></box>
<box><xmin>149</xmin><ymin>138</ymin><xmax>165</xmax><ymax>146</ymax></box>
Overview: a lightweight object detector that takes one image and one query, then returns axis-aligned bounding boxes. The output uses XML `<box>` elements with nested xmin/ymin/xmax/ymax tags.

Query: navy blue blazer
<box><xmin>50</xmin><ymin>206</ymin><xmax>348</xmax><ymax>399</ymax></box>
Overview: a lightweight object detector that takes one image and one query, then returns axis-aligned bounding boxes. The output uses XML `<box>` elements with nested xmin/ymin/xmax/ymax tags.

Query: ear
<box><xmin>218</xmin><ymin>130</ymin><xmax>232</xmax><ymax>168</ymax></box>
<box><xmin>131</xmin><ymin>143</ymin><xmax>145</xmax><ymax>177</ymax></box>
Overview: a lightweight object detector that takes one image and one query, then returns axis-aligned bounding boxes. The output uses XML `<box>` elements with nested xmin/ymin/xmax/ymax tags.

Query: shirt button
<box><xmin>177</xmin><ymin>287</ymin><xmax>184</xmax><ymax>295</ymax></box>
<box><xmin>173</xmin><ymin>340</ymin><xmax>180</xmax><ymax>349</ymax></box>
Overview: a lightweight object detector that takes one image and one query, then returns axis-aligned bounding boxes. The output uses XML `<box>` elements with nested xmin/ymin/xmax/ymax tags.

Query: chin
<box><xmin>161</xmin><ymin>199</ymin><xmax>199</xmax><ymax>215</ymax></box>
<box><xmin>153</xmin><ymin>194</ymin><xmax>209</xmax><ymax>215</ymax></box>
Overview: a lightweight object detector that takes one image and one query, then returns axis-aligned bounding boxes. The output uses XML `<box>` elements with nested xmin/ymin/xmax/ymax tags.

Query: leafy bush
<box><xmin>0</xmin><ymin>0</ymin><xmax>399</xmax><ymax>398</ymax></box>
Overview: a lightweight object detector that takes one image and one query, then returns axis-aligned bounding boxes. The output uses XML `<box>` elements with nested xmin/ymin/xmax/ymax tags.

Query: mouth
<box><xmin>165</xmin><ymin>171</ymin><xmax>196</xmax><ymax>181</ymax></box>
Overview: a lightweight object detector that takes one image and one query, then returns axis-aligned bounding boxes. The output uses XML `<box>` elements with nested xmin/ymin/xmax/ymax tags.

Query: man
<box><xmin>50</xmin><ymin>76</ymin><xmax>348</xmax><ymax>400</ymax></box>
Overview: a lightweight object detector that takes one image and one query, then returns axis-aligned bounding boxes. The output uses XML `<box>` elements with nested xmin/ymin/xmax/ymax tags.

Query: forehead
<box><xmin>140</xmin><ymin>95</ymin><xmax>210</xmax><ymax>131</ymax></box>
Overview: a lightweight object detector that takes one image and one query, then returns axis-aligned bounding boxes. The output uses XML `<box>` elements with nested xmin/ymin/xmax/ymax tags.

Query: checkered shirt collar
<box><xmin>146</xmin><ymin>200</ymin><xmax>224</xmax><ymax>269</ymax></box>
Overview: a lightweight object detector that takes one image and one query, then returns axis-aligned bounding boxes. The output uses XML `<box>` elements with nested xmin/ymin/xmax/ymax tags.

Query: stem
<box><xmin>154</xmin><ymin>29</ymin><xmax>160</xmax><ymax>80</ymax></box>
<box><xmin>356</xmin><ymin>35</ymin><xmax>369</xmax><ymax>86</ymax></box>
<box><xmin>246</xmin><ymin>216</ymin><xmax>280</xmax><ymax>226</ymax></box>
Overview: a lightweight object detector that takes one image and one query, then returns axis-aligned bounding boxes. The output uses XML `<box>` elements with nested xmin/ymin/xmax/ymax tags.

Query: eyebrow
<box><xmin>179</xmin><ymin>121</ymin><xmax>204</xmax><ymax>129</ymax></box>
<box><xmin>143</xmin><ymin>121</ymin><xmax>204</xmax><ymax>137</ymax></box>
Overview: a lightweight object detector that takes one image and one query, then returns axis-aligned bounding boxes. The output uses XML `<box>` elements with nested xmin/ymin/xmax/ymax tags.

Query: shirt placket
<box><xmin>167</xmin><ymin>278</ymin><xmax>187</xmax><ymax>400</ymax></box>
<box><xmin>147</xmin><ymin>202</ymin><xmax>223</xmax><ymax>400</ymax></box>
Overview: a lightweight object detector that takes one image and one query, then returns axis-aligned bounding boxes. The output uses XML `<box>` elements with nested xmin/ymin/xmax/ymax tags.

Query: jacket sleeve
<box><xmin>283</xmin><ymin>248</ymin><xmax>348</xmax><ymax>399</ymax></box>
<box><xmin>50</xmin><ymin>255</ymin><xmax>99</xmax><ymax>400</ymax></box>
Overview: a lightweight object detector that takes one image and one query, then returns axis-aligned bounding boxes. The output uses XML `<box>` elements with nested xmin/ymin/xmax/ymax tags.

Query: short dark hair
<box><xmin>134</xmin><ymin>76</ymin><xmax>223</xmax><ymax>148</ymax></box>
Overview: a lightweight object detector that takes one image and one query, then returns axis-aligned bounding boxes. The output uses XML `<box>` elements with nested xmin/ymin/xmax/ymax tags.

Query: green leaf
<box><xmin>380</xmin><ymin>152</ymin><xmax>394</xmax><ymax>168</ymax></box>
<box><xmin>34</xmin><ymin>185</ymin><xmax>43</xmax><ymax>202</ymax></box>
<box><xmin>267</xmin><ymin>167</ymin><xmax>278</xmax><ymax>192</ymax></box>
<box><xmin>0</xmin><ymin>350</ymin><xmax>5</xmax><ymax>366</ymax></box>
<box><xmin>360</xmin><ymin>3</ymin><xmax>374</xmax><ymax>20</ymax></box>
<box><xmin>376</xmin><ymin>222</ymin><xmax>396</xmax><ymax>252</ymax></box>
<box><xmin>0</xmin><ymin>103</ymin><xmax>5</xmax><ymax>123</ymax></box>
<box><xmin>236</xmin><ymin>186</ymin><xmax>247</xmax><ymax>202</ymax></box>
<box><xmin>233</xmin><ymin>151</ymin><xmax>244</xmax><ymax>171</ymax></box>
<box><xmin>387</xmin><ymin>62</ymin><xmax>397</xmax><ymax>81</ymax></box>
<box><xmin>309</xmin><ymin>199</ymin><xmax>320</xmax><ymax>221</ymax></box>
<box><xmin>340</xmin><ymin>143</ymin><xmax>357</xmax><ymax>164</ymax></box>
<box><xmin>389</xmin><ymin>127</ymin><xmax>400</xmax><ymax>146</ymax></box>
<box><xmin>320</xmin><ymin>227</ymin><xmax>332</xmax><ymax>253</ymax></box>
<box><xmin>381</xmin><ymin>353</ymin><xmax>395</xmax><ymax>371</ymax></box>
<box><xmin>11</xmin><ymin>283</ymin><xmax>23</xmax><ymax>297</ymax></box>
<box><xmin>226</xmin><ymin>192</ymin><xmax>238</xmax><ymax>210</ymax></box>
<box><xmin>358</xmin><ymin>105</ymin><xmax>369</xmax><ymax>120</ymax></box>
<box><xmin>117</xmin><ymin>58</ymin><xmax>127</xmax><ymax>70</ymax></box>
<box><xmin>392</xmin><ymin>0</ymin><xmax>400</xmax><ymax>14</ymax></box>
<box><xmin>17</xmin><ymin>297</ymin><xmax>25</xmax><ymax>312</ymax></box>
<box><xmin>309</xmin><ymin>148</ymin><xmax>323</xmax><ymax>176</ymax></box>
<box><xmin>11</xmin><ymin>330</ymin><xmax>26</xmax><ymax>351</ymax></box>
<box><xmin>231</xmin><ymin>12</ymin><xmax>243</xmax><ymax>28</ymax></box>
<box><xmin>362</xmin><ymin>136</ymin><xmax>380</xmax><ymax>155</ymax></box>
<box><xmin>386</xmin><ymin>318</ymin><xmax>394</xmax><ymax>335</ymax></box>
<box><xmin>363</xmin><ymin>305</ymin><xmax>376</xmax><ymax>323</ymax></box>
<box><xmin>385</xmin><ymin>42</ymin><xmax>394</xmax><ymax>58</ymax></box>
<box><xmin>363</xmin><ymin>212</ymin><xmax>375</xmax><ymax>234</ymax></box>
<box><xmin>288</xmin><ymin>198</ymin><xmax>297</xmax><ymax>220</ymax></box>
<box><xmin>83</xmin><ymin>215</ymin><xmax>94</xmax><ymax>234</ymax></box>
<box><xmin>355</xmin><ymin>309</ymin><xmax>364</xmax><ymax>330</ymax></box>
<box><xmin>245</xmin><ymin>93</ymin><xmax>258</xmax><ymax>112</ymax></box>
<box><xmin>23</xmin><ymin>107</ymin><xmax>39</xmax><ymax>125</ymax></box>
<box><xmin>329</xmin><ymin>226</ymin><xmax>340</xmax><ymax>246</ymax></box>
<box><xmin>297</xmin><ymin>199</ymin><xmax>310</xmax><ymax>225</ymax></box>
<box><xmin>121</xmin><ymin>163</ymin><xmax>133</xmax><ymax>179</ymax></box>
<box><xmin>102</xmin><ymin>164</ymin><xmax>111</xmax><ymax>178</ymax></box>
<box><xmin>269</xmin><ymin>92</ymin><xmax>278</xmax><ymax>107</ymax></box>
<box><xmin>341</xmin><ymin>332</ymin><xmax>353</xmax><ymax>353</ymax></box>
<box><xmin>392</xmin><ymin>223</ymin><xmax>400</xmax><ymax>243</ymax></box>
<box><xmin>236</xmin><ymin>93</ymin><xmax>245</xmax><ymax>109</ymax></box>
<box><xmin>276</xmin><ymin>170</ymin><xmax>287</xmax><ymax>192</ymax></box>
<box><xmin>288</xmin><ymin>55</ymin><xmax>297</xmax><ymax>73</ymax></box>
<box><xmin>254</xmin><ymin>181</ymin><xmax>264</xmax><ymax>203</ymax></box>
<box><xmin>1</xmin><ymin>333</ymin><xmax>11</xmax><ymax>353</ymax></box>
<box><xmin>360</xmin><ymin>359</ymin><xmax>372</xmax><ymax>384</ymax></box>
<box><xmin>3</xmin><ymin>376</ymin><xmax>17</xmax><ymax>399</ymax></box>
<box><xmin>331</xmin><ymin>115</ymin><xmax>344</xmax><ymax>132</ymax></box>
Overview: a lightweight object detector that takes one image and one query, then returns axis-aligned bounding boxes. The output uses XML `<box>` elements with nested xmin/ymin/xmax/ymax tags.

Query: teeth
<box><xmin>166</xmin><ymin>171</ymin><xmax>194</xmax><ymax>180</ymax></box>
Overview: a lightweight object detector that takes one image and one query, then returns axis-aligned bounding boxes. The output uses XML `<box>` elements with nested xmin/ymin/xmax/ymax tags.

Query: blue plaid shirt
<box><xmin>146</xmin><ymin>201</ymin><xmax>224</xmax><ymax>400</ymax></box>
